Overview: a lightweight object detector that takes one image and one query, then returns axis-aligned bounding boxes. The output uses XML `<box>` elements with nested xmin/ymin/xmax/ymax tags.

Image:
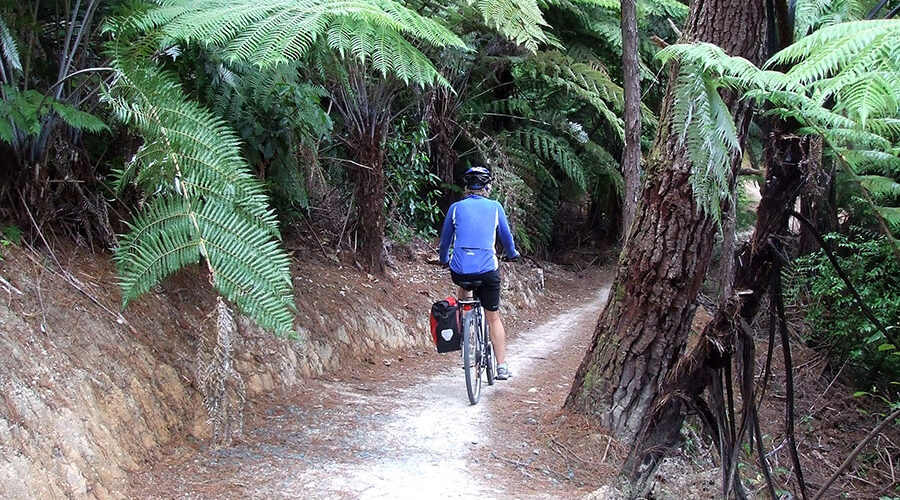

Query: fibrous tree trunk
<box><xmin>797</xmin><ymin>137</ymin><xmax>836</xmax><ymax>254</ymax></box>
<box><xmin>330</xmin><ymin>65</ymin><xmax>395</xmax><ymax>275</ymax></box>
<box><xmin>565</xmin><ymin>0</ymin><xmax>767</xmax><ymax>456</ymax></box>
<box><xmin>351</xmin><ymin>126</ymin><xmax>388</xmax><ymax>275</ymax></box>
<box><xmin>620</xmin><ymin>0</ymin><xmax>641</xmax><ymax>239</ymax></box>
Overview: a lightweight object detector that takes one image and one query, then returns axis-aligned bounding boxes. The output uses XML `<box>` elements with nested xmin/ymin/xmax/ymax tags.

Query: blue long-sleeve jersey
<box><xmin>439</xmin><ymin>195</ymin><xmax>518</xmax><ymax>274</ymax></box>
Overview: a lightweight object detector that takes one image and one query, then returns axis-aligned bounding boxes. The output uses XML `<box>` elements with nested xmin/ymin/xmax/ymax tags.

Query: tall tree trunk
<box><xmin>565</xmin><ymin>0</ymin><xmax>767</xmax><ymax>450</ymax></box>
<box><xmin>620</xmin><ymin>0</ymin><xmax>641</xmax><ymax>239</ymax></box>
<box><xmin>624</xmin><ymin>125</ymin><xmax>811</xmax><ymax>494</ymax></box>
<box><xmin>331</xmin><ymin>65</ymin><xmax>395</xmax><ymax>275</ymax></box>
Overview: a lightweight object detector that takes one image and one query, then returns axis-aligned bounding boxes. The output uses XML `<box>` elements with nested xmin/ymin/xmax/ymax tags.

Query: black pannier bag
<box><xmin>430</xmin><ymin>296</ymin><xmax>462</xmax><ymax>353</ymax></box>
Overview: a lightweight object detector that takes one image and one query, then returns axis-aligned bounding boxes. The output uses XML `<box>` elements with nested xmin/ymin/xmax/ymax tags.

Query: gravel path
<box><xmin>128</xmin><ymin>283</ymin><xmax>611</xmax><ymax>499</ymax></box>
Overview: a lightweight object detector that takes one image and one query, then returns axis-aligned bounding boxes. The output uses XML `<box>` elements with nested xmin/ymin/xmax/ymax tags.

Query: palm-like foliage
<box><xmin>133</xmin><ymin>0</ymin><xmax>466</xmax><ymax>84</ymax></box>
<box><xmin>658</xmin><ymin>19</ymin><xmax>900</xmax><ymax>232</ymax></box>
<box><xmin>441</xmin><ymin>0</ymin><xmax>682</xmax><ymax>251</ymax></box>
<box><xmin>471</xmin><ymin>0</ymin><xmax>550</xmax><ymax>52</ymax></box>
<box><xmin>792</xmin><ymin>0</ymin><xmax>864</xmax><ymax>39</ymax></box>
<box><xmin>105</xmin><ymin>57</ymin><xmax>295</xmax><ymax>334</ymax></box>
<box><xmin>104</xmin><ymin>0</ymin><xmax>477</xmax><ymax>328</ymax></box>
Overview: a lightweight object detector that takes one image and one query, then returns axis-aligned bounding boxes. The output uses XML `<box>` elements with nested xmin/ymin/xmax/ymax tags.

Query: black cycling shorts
<box><xmin>450</xmin><ymin>269</ymin><xmax>502</xmax><ymax>312</ymax></box>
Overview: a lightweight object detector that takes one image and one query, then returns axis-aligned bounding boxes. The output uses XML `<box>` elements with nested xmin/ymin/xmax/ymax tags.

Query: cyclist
<box><xmin>439</xmin><ymin>165</ymin><xmax>520</xmax><ymax>380</ymax></box>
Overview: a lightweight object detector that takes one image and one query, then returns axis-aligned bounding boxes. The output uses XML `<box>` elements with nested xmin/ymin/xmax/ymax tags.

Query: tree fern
<box><xmin>105</xmin><ymin>57</ymin><xmax>295</xmax><ymax>335</ymax></box>
<box><xmin>133</xmin><ymin>0</ymin><xmax>466</xmax><ymax>86</ymax></box>
<box><xmin>656</xmin><ymin>46</ymin><xmax>741</xmax><ymax>225</ymax></box>
<box><xmin>770</xmin><ymin>20</ymin><xmax>900</xmax><ymax>85</ymax></box>
<box><xmin>660</xmin><ymin>19</ymin><xmax>900</xmax><ymax>239</ymax></box>
<box><xmin>519</xmin><ymin>50</ymin><xmax>627</xmax><ymax>141</ymax></box>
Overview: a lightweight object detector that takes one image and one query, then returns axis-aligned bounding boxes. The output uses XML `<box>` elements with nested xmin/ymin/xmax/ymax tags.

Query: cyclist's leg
<box><xmin>476</xmin><ymin>271</ymin><xmax>506</xmax><ymax>366</ymax></box>
<box><xmin>484</xmin><ymin>310</ymin><xmax>506</xmax><ymax>365</ymax></box>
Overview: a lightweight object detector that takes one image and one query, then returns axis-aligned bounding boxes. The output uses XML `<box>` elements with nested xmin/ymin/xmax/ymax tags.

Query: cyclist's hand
<box><xmin>502</xmin><ymin>253</ymin><xmax>520</xmax><ymax>263</ymax></box>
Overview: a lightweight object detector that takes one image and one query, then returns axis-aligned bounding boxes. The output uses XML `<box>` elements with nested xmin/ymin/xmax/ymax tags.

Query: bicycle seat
<box><xmin>456</xmin><ymin>280</ymin><xmax>483</xmax><ymax>291</ymax></box>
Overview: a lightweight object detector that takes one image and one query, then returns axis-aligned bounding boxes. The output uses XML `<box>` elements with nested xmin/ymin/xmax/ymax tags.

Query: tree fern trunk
<box><xmin>426</xmin><ymin>87</ymin><xmax>459</xmax><ymax>217</ymax></box>
<box><xmin>565</xmin><ymin>0</ymin><xmax>766</xmax><ymax>453</ymax></box>
<box><xmin>797</xmin><ymin>137</ymin><xmax>836</xmax><ymax>254</ymax></box>
<box><xmin>352</xmin><ymin>129</ymin><xmax>387</xmax><ymax>275</ymax></box>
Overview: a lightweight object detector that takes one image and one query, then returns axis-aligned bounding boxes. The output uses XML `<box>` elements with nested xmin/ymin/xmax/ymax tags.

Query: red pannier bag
<box><xmin>430</xmin><ymin>296</ymin><xmax>462</xmax><ymax>353</ymax></box>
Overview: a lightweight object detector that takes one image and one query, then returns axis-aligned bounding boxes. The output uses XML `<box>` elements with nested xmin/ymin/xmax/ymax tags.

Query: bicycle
<box><xmin>456</xmin><ymin>279</ymin><xmax>497</xmax><ymax>405</ymax></box>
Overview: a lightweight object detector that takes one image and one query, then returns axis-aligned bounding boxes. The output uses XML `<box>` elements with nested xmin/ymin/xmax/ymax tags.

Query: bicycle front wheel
<box><xmin>463</xmin><ymin>314</ymin><xmax>482</xmax><ymax>405</ymax></box>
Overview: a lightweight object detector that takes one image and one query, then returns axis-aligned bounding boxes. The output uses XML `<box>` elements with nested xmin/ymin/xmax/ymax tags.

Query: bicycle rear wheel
<box><xmin>463</xmin><ymin>313</ymin><xmax>482</xmax><ymax>405</ymax></box>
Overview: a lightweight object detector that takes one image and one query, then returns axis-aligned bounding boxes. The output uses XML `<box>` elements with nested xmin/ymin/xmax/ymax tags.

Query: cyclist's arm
<box><xmin>496</xmin><ymin>204</ymin><xmax>519</xmax><ymax>259</ymax></box>
<box><xmin>438</xmin><ymin>206</ymin><xmax>455</xmax><ymax>265</ymax></box>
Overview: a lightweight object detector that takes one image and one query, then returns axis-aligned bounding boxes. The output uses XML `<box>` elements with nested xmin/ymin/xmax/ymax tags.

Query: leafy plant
<box><xmin>655</xmin><ymin>20</ymin><xmax>900</xmax><ymax>234</ymax></box>
<box><xmin>0</xmin><ymin>85</ymin><xmax>108</xmax><ymax>146</ymax></box>
<box><xmin>0</xmin><ymin>224</ymin><xmax>22</xmax><ymax>259</ymax></box>
<box><xmin>105</xmin><ymin>56</ymin><xmax>296</xmax><ymax>334</ymax></box>
<box><xmin>384</xmin><ymin>120</ymin><xmax>441</xmax><ymax>241</ymax></box>
<box><xmin>196</xmin><ymin>60</ymin><xmax>332</xmax><ymax>214</ymax></box>
<box><xmin>786</xmin><ymin>230</ymin><xmax>900</xmax><ymax>387</ymax></box>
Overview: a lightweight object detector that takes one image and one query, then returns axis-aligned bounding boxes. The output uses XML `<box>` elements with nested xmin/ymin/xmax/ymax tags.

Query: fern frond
<box><xmin>876</xmin><ymin>206</ymin><xmax>900</xmax><ymax>233</ymax></box>
<box><xmin>867</xmin><ymin>118</ymin><xmax>900</xmax><ymax>142</ymax></box>
<box><xmin>792</xmin><ymin>0</ymin><xmax>864</xmax><ymax>39</ymax></box>
<box><xmin>817</xmin><ymin>127</ymin><xmax>893</xmax><ymax>150</ymax></box>
<box><xmin>509</xmin><ymin>126</ymin><xmax>587</xmax><ymax>190</ymax></box>
<box><xmin>580</xmin><ymin>138</ymin><xmax>624</xmax><ymax>196</ymax></box>
<box><xmin>875</xmin><ymin>206</ymin><xmax>900</xmax><ymax>234</ymax></box>
<box><xmin>640</xmin><ymin>0</ymin><xmax>689</xmax><ymax>20</ymax></box>
<box><xmin>470</xmin><ymin>0</ymin><xmax>551</xmax><ymax>52</ymax></box>
<box><xmin>135</xmin><ymin>0</ymin><xmax>466</xmax><ymax>86</ymax></box>
<box><xmin>326</xmin><ymin>16</ymin><xmax>444</xmax><ymax>85</ymax></box>
<box><xmin>517</xmin><ymin>50</ymin><xmax>627</xmax><ymax>141</ymax></box>
<box><xmin>49</xmin><ymin>101</ymin><xmax>108</xmax><ymax>133</ymax></box>
<box><xmin>667</xmin><ymin>64</ymin><xmax>739</xmax><ymax>225</ymax></box>
<box><xmin>0</xmin><ymin>85</ymin><xmax>108</xmax><ymax>144</ymax></box>
<box><xmin>833</xmin><ymin>72</ymin><xmax>898</xmax><ymax>126</ymax></box>
<box><xmin>770</xmin><ymin>20</ymin><xmax>900</xmax><ymax>83</ymax></box>
<box><xmin>835</xmin><ymin>149</ymin><xmax>900</xmax><ymax>176</ymax></box>
<box><xmin>858</xmin><ymin>175</ymin><xmax>900</xmax><ymax>200</ymax></box>
<box><xmin>105</xmin><ymin>58</ymin><xmax>295</xmax><ymax>335</ymax></box>
<box><xmin>658</xmin><ymin>42</ymin><xmax>798</xmax><ymax>92</ymax></box>
<box><xmin>116</xmin><ymin>197</ymin><xmax>294</xmax><ymax>333</ymax></box>
<box><xmin>0</xmin><ymin>15</ymin><xmax>21</xmax><ymax>73</ymax></box>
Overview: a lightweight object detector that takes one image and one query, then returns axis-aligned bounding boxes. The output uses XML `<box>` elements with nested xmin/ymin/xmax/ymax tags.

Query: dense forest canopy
<box><xmin>2</xmin><ymin>0</ymin><xmax>899</xmax><ymax>497</ymax></box>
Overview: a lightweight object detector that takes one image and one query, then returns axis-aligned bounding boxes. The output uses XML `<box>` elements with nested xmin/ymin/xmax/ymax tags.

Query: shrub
<box><xmin>787</xmin><ymin>229</ymin><xmax>900</xmax><ymax>389</ymax></box>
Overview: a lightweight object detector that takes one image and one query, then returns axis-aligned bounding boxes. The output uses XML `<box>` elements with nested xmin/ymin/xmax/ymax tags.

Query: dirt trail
<box><xmin>129</xmin><ymin>282</ymin><xmax>611</xmax><ymax>499</ymax></box>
